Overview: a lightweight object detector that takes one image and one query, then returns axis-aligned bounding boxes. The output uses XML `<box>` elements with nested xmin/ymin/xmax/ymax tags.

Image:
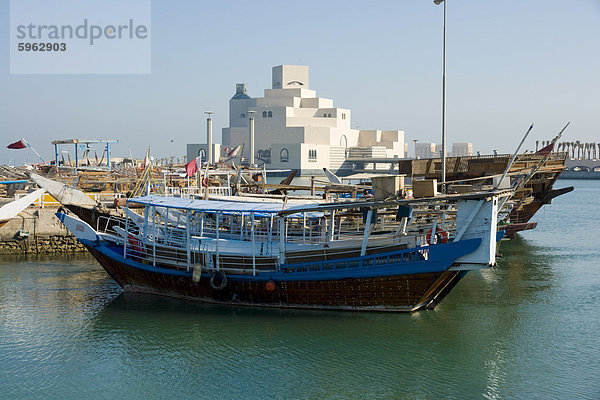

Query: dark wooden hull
<box><xmin>86</xmin><ymin>243</ymin><xmax>467</xmax><ymax>312</ymax></box>
<box><xmin>501</xmin><ymin>222</ymin><xmax>538</xmax><ymax>239</ymax></box>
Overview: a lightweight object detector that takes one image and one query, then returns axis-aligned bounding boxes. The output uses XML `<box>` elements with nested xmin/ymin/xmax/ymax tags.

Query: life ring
<box><xmin>209</xmin><ymin>270</ymin><xmax>228</xmax><ymax>290</ymax></box>
<box><xmin>128</xmin><ymin>235</ymin><xmax>144</xmax><ymax>253</ymax></box>
<box><xmin>265</xmin><ymin>280</ymin><xmax>277</xmax><ymax>292</ymax></box>
<box><xmin>426</xmin><ymin>227</ymin><xmax>448</xmax><ymax>245</ymax></box>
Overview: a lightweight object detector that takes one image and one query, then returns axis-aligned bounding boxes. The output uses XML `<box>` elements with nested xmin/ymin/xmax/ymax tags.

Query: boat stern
<box><xmin>452</xmin><ymin>194</ymin><xmax>501</xmax><ymax>270</ymax></box>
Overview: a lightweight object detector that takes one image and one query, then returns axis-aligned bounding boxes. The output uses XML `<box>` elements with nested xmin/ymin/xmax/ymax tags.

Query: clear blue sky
<box><xmin>1</xmin><ymin>0</ymin><xmax>599</xmax><ymax>164</ymax></box>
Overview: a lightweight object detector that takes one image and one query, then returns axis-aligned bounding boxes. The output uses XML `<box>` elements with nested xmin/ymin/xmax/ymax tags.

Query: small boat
<box><xmin>57</xmin><ymin>189</ymin><xmax>510</xmax><ymax>312</ymax></box>
<box><xmin>0</xmin><ymin>188</ymin><xmax>46</xmax><ymax>229</ymax></box>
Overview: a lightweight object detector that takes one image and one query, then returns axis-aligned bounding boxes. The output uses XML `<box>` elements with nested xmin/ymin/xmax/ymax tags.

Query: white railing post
<box><xmin>215</xmin><ymin>211</ymin><xmax>220</xmax><ymax>270</ymax></box>
<box><xmin>186</xmin><ymin>209</ymin><xmax>191</xmax><ymax>271</ymax></box>
<box><xmin>302</xmin><ymin>212</ymin><xmax>306</xmax><ymax>244</ymax></box>
<box><xmin>152</xmin><ymin>205</ymin><xmax>157</xmax><ymax>266</ymax></box>
<box><xmin>124</xmin><ymin>205</ymin><xmax>129</xmax><ymax>259</ymax></box>
<box><xmin>279</xmin><ymin>216</ymin><xmax>286</xmax><ymax>265</ymax></box>
<box><xmin>328</xmin><ymin>211</ymin><xmax>335</xmax><ymax>243</ymax></box>
<box><xmin>240</xmin><ymin>213</ymin><xmax>245</xmax><ymax>240</ymax></box>
<box><xmin>360</xmin><ymin>209</ymin><xmax>372</xmax><ymax>257</ymax></box>
<box><xmin>200</xmin><ymin>212</ymin><xmax>204</xmax><ymax>236</ymax></box>
<box><xmin>251</xmin><ymin>212</ymin><xmax>256</xmax><ymax>276</ymax></box>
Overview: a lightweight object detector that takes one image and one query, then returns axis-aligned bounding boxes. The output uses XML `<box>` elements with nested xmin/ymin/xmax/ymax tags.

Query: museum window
<box><xmin>342</xmin><ymin>113</ymin><xmax>346</xmax><ymax>120</ymax></box>
<box><xmin>268</xmin><ymin>111</ymin><xmax>272</xmax><ymax>118</ymax></box>
<box><xmin>308</xmin><ymin>149</ymin><xmax>317</xmax><ymax>161</ymax></box>
<box><xmin>240</xmin><ymin>113</ymin><xmax>245</xmax><ymax>118</ymax></box>
<box><xmin>262</xmin><ymin>111</ymin><xmax>267</xmax><ymax>118</ymax></box>
<box><xmin>328</xmin><ymin>113</ymin><xmax>332</xmax><ymax>118</ymax></box>
<box><xmin>280</xmin><ymin>148</ymin><xmax>289</xmax><ymax>163</ymax></box>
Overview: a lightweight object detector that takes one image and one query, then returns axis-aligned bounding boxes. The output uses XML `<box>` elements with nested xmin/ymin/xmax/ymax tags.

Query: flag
<box><xmin>141</xmin><ymin>146</ymin><xmax>151</xmax><ymax>170</ymax></box>
<box><xmin>535</xmin><ymin>142</ymin><xmax>555</xmax><ymax>156</ymax></box>
<box><xmin>186</xmin><ymin>156</ymin><xmax>200</xmax><ymax>177</ymax></box>
<box><xmin>227</xmin><ymin>144</ymin><xmax>242</xmax><ymax>157</ymax></box>
<box><xmin>323</xmin><ymin>167</ymin><xmax>342</xmax><ymax>184</ymax></box>
<box><xmin>7</xmin><ymin>139</ymin><xmax>27</xmax><ymax>149</ymax></box>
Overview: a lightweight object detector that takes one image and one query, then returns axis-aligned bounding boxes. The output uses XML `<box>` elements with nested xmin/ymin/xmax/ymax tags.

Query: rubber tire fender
<box><xmin>209</xmin><ymin>270</ymin><xmax>227</xmax><ymax>291</ymax></box>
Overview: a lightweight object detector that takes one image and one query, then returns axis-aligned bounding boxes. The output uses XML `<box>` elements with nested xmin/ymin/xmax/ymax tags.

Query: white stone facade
<box><xmin>221</xmin><ymin>65</ymin><xmax>405</xmax><ymax>175</ymax></box>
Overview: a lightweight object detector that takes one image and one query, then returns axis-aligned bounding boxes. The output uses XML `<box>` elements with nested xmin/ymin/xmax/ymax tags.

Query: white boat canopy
<box><xmin>128</xmin><ymin>195</ymin><xmax>290</xmax><ymax>214</ymax></box>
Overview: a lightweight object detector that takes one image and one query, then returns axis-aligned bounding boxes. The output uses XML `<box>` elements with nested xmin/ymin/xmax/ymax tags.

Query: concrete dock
<box><xmin>0</xmin><ymin>206</ymin><xmax>85</xmax><ymax>255</ymax></box>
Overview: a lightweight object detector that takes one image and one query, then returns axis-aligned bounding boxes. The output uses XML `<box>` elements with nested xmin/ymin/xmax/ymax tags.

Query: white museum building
<box><xmin>218</xmin><ymin>65</ymin><xmax>406</xmax><ymax>175</ymax></box>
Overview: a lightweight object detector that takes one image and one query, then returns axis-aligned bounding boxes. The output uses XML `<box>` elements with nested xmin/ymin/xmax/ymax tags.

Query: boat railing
<box><xmin>95</xmin><ymin>214</ymin><xmax>127</xmax><ymax>234</ymax></box>
<box><xmin>126</xmin><ymin>203</ymin><xmax>459</xmax><ymax>252</ymax></box>
<box><xmin>123</xmin><ymin>234</ymin><xmax>280</xmax><ymax>273</ymax></box>
<box><xmin>164</xmin><ymin>186</ymin><xmax>202</xmax><ymax>198</ymax></box>
<box><xmin>124</xmin><ymin>235</ymin><xmax>197</xmax><ymax>270</ymax></box>
<box><xmin>165</xmin><ymin>185</ymin><xmax>232</xmax><ymax>198</ymax></box>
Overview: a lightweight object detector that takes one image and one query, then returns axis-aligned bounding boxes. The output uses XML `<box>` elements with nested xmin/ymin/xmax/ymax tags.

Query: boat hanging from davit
<box><xmin>57</xmin><ymin>188</ymin><xmax>510</xmax><ymax>312</ymax></box>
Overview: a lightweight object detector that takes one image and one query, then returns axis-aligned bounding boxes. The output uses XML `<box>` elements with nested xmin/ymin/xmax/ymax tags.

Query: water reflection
<box><xmin>494</xmin><ymin>235</ymin><xmax>557</xmax><ymax>301</ymax></box>
<box><xmin>86</xmin><ymin>276</ymin><xmax>553</xmax><ymax>399</ymax></box>
<box><xmin>0</xmin><ymin>240</ymin><xmax>564</xmax><ymax>400</ymax></box>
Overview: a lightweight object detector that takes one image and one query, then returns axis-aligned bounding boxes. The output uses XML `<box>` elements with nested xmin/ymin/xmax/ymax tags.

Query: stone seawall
<box><xmin>0</xmin><ymin>235</ymin><xmax>86</xmax><ymax>255</ymax></box>
<box><xmin>0</xmin><ymin>207</ymin><xmax>87</xmax><ymax>255</ymax></box>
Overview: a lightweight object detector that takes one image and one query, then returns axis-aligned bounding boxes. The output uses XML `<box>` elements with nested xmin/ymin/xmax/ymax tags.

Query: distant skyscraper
<box><xmin>452</xmin><ymin>143</ymin><xmax>473</xmax><ymax>157</ymax></box>
<box><xmin>415</xmin><ymin>142</ymin><xmax>437</xmax><ymax>159</ymax></box>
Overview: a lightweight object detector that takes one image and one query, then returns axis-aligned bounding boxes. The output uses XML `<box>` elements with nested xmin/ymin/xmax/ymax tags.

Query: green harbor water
<box><xmin>1</xmin><ymin>179</ymin><xmax>599</xmax><ymax>399</ymax></box>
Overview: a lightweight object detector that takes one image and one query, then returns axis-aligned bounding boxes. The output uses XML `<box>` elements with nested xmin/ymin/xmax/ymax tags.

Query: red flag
<box><xmin>7</xmin><ymin>139</ymin><xmax>27</xmax><ymax>149</ymax></box>
<box><xmin>185</xmin><ymin>157</ymin><xmax>199</xmax><ymax>177</ymax></box>
<box><xmin>535</xmin><ymin>142</ymin><xmax>555</xmax><ymax>156</ymax></box>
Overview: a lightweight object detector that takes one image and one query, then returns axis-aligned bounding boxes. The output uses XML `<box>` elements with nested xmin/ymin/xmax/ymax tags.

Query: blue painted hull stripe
<box><xmin>81</xmin><ymin>237</ymin><xmax>482</xmax><ymax>283</ymax></box>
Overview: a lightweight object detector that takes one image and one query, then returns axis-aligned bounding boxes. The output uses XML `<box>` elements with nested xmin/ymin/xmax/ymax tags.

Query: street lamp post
<box><xmin>434</xmin><ymin>0</ymin><xmax>447</xmax><ymax>192</ymax></box>
<box><xmin>413</xmin><ymin>139</ymin><xmax>418</xmax><ymax>159</ymax></box>
<box><xmin>248</xmin><ymin>111</ymin><xmax>256</xmax><ymax>166</ymax></box>
<box><xmin>205</xmin><ymin>111</ymin><xmax>214</xmax><ymax>164</ymax></box>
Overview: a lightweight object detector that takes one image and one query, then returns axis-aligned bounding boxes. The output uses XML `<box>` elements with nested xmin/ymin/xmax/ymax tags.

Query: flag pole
<box><xmin>22</xmin><ymin>138</ymin><xmax>45</xmax><ymax>163</ymax></box>
<box><xmin>495</xmin><ymin>123</ymin><xmax>534</xmax><ymax>189</ymax></box>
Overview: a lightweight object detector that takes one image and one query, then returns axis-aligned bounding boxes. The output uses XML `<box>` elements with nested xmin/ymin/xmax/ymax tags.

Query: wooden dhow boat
<box><xmin>57</xmin><ymin>189</ymin><xmax>510</xmax><ymax>312</ymax></box>
<box><xmin>398</xmin><ymin>151</ymin><xmax>573</xmax><ymax>238</ymax></box>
